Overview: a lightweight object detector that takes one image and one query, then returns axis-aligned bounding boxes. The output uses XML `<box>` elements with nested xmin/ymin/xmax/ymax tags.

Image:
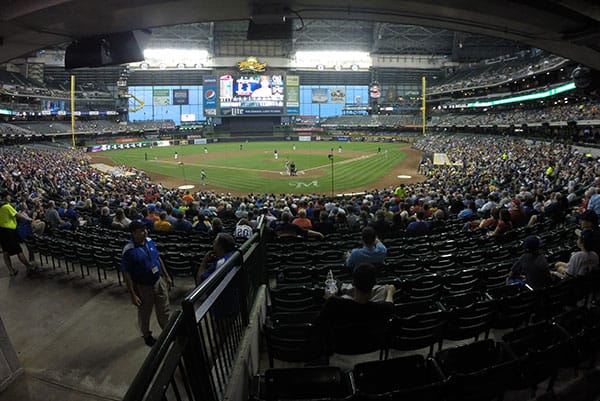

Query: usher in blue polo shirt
<box><xmin>121</xmin><ymin>238</ymin><xmax>162</xmax><ymax>286</ymax></box>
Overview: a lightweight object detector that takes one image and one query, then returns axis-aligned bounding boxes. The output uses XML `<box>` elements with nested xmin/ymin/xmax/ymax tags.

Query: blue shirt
<box><xmin>346</xmin><ymin>242</ymin><xmax>387</xmax><ymax>268</ymax></box>
<box><xmin>407</xmin><ymin>220</ymin><xmax>430</xmax><ymax>235</ymax></box>
<box><xmin>121</xmin><ymin>238</ymin><xmax>162</xmax><ymax>286</ymax></box>
<box><xmin>200</xmin><ymin>252</ymin><xmax>235</xmax><ymax>281</ymax></box>
<box><xmin>588</xmin><ymin>194</ymin><xmax>600</xmax><ymax>216</ymax></box>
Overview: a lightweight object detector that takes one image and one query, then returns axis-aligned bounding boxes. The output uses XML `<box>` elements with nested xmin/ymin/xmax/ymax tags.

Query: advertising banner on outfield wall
<box><xmin>172</xmin><ymin>89</ymin><xmax>189</xmax><ymax>105</ymax></box>
<box><xmin>86</xmin><ymin>142</ymin><xmax>152</xmax><ymax>152</ymax></box>
<box><xmin>153</xmin><ymin>89</ymin><xmax>170</xmax><ymax>105</ymax></box>
<box><xmin>116</xmin><ymin>137</ymin><xmax>141</xmax><ymax>144</ymax></box>
<box><xmin>181</xmin><ymin>113</ymin><xmax>196</xmax><ymax>122</ymax></box>
<box><xmin>311</xmin><ymin>88</ymin><xmax>328</xmax><ymax>104</ymax></box>
<box><xmin>298</xmin><ymin>135</ymin><xmax>312</xmax><ymax>142</ymax></box>
<box><xmin>286</xmin><ymin>75</ymin><xmax>300</xmax><ymax>114</ymax></box>
<box><xmin>203</xmin><ymin>75</ymin><xmax>218</xmax><ymax>116</ymax></box>
<box><xmin>330</xmin><ymin>88</ymin><xmax>346</xmax><ymax>103</ymax></box>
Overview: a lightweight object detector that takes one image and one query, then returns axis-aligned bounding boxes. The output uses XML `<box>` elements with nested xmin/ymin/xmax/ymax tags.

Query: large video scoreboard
<box><xmin>203</xmin><ymin>73</ymin><xmax>299</xmax><ymax>117</ymax></box>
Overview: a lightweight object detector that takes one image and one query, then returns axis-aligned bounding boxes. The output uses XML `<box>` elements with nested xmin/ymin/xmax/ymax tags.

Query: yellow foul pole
<box><xmin>422</xmin><ymin>76</ymin><xmax>426</xmax><ymax>135</ymax></box>
<box><xmin>71</xmin><ymin>75</ymin><xmax>76</xmax><ymax>147</ymax></box>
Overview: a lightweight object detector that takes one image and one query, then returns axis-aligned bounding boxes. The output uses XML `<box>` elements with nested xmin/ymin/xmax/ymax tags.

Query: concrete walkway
<box><xmin>0</xmin><ymin>250</ymin><xmax>196</xmax><ymax>401</ymax></box>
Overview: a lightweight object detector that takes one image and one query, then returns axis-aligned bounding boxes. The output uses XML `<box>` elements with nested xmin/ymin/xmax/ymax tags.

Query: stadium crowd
<box><xmin>431</xmin><ymin>100</ymin><xmax>600</xmax><ymax>128</ymax></box>
<box><xmin>0</xmin><ymin>134</ymin><xmax>598</xmax><ymax>249</ymax></box>
<box><xmin>428</xmin><ymin>54</ymin><xmax>567</xmax><ymax>95</ymax></box>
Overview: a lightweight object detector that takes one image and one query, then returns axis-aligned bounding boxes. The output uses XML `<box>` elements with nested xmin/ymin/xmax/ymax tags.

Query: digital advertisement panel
<box><xmin>330</xmin><ymin>88</ymin><xmax>346</xmax><ymax>103</ymax></box>
<box><xmin>311</xmin><ymin>88</ymin><xmax>328</xmax><ymax>103</ymax></box>
<box><xmin>218</xmin><ymin>74</ymin><xmax>285</xmax><ymax>116</ymax></box>
<box><xmin>286</xmin><ymin>74</ymin><xmax>300</xmax><ymax>115</ymax></box>
<box><xmin>203</xmin><ymin>76</ymin><xmax>218</xmax><ymax>117</ymax></box>
<box><xmin>153</xmin><ymin>89</ymin><xmax>170</xmax><ymax>105</ymax></box>
<box><xmin>172</xmin><ymin>89</ymin><xmax>189</xmax><ymax>105</ymax></box>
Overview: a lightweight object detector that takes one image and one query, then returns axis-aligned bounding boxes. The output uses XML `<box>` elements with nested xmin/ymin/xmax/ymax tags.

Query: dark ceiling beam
<box><xmin>1</xmin><ymin>0</ymin><xmax>599</xmax><ymax>71</ymax></box>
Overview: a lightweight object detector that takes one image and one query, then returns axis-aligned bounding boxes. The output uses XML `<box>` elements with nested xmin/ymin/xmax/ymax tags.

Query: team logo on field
<box><xmin>289</xmin><ymin>180</ymin><xmax>318</xmax><ymax>188</ymax></box>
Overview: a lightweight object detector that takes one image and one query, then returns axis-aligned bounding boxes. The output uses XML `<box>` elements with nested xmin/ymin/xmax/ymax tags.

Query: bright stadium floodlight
<box><xmin>141</xmin><ymin>48</ymin><xmax>209</xmax><ymax>68</ymax></box>
<box><xmin>294</xmin><ymin>51</ymin><xmax>371</xmax><ymax>69</ymax></box>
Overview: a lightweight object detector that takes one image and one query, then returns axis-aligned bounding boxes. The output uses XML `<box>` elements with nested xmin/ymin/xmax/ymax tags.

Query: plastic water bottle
<box><xmin>325</xmin><ymin>270</ymin><xmax>337</xmax><ymax>296</ymax></box>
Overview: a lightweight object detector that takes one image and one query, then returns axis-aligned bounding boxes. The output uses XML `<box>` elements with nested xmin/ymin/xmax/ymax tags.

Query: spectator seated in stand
<box><xmin>577</xmin><ymin>210</ymin><xmax>600</xmax><ymax>256</ymax></box>
<box><xmin>406</xmin><ymin>210</ymin><xmax>430</xmax><ymax>235</ymax></box>
<box><xmin>345</xmin><ymin>226</ymin><xmax>387</xmax><ymax>270</ymax></box>
<box><xmin>316</xmin><ymin>263</ymin><xmax>395</xmax><ymax>360</ymax></box>
<box><xmin>553</xmin><ymin>229</ymin><xmax>599</xmax><ymax>278</ymax></box>
<box><xmin>270</xmin><ymin>212</ymin><xmax>324</xmax><ymax>241</ymax></box>
<box><xmin>195</xmin><ymin>233</ymin><xmax>237</xmax><ymax>285</ymax></box>
<box><xmin>508</xmin><ymin>235</ymin><xmax>551</xmax><ymax>289</ymax></box>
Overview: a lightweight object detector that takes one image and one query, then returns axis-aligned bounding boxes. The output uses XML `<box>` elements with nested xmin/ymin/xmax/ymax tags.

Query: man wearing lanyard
<box><xmin>121</xmin><ymin>220</ymin><xmax>172</xmax><ymax>347</ymax></box>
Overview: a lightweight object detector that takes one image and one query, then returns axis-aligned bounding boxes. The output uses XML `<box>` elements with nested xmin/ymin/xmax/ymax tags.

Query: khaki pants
<box><xmin>136</xmin><ymin>277</ymin><xmax>170</xmax><ymax>337</ymax></box>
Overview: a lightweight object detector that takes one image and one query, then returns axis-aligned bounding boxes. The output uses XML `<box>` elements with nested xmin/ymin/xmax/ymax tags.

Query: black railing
<box><xmin>123</xmin><ymin>230</ymin><xmax>266</xmax><ymax>401</ymax></box>
<box><xmin>122</xmin><ymin>310</ymin><xmax>196</xmax><ymax>401</ymax></box>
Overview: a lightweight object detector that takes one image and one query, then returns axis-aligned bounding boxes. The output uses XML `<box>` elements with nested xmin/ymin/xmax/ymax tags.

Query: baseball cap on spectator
<box><xmin>522</xmin><ymin>235</ymin><xmax>540</xmax><ymax>251</ymax></box>
<box><xmin>580</xmin><ymin>210</ymin><xmax>598</xmax><ymax>226</ymax></box>
<box><xmin>69</xmin><ymin>201</ymin><xmax>76</xmax><ymax>206</ymax></box>
<box><xmin>129</xmin><ymin>220</ymin><xmax>146</xmax><ymax>232</ymax></box>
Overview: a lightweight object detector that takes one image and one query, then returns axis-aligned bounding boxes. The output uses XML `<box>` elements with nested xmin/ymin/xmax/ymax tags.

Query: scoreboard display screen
<box><xmin>218</xmin><ymin>74</ymin><xmax>285</xmax><ymax>116</ymax></box>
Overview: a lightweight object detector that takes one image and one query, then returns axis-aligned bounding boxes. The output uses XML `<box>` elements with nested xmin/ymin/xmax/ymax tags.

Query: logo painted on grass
<box><xmin>289</xmin><ymin>181</ymin><xmax>319</xmax><ymax>188</ymax></box>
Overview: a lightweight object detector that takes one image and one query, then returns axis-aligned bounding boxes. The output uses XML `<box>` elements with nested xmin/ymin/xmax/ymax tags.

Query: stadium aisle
<box><xmin>0</xmin><ymin>251</ymin><xmax>195</xmax><ymax>400</ymax></box>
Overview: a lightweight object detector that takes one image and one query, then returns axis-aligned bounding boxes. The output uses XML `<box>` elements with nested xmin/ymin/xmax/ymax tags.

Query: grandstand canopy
<box><xmin>1</xmin><ymin>0</ymin><xmax>600</xmax><ymax>70</ymax></box>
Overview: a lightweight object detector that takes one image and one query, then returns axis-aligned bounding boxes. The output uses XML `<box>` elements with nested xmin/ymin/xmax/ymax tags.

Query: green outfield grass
<box><xmin>97</xmin><ymin>141</ymin><xmax>407</xmax><ymax>194</ymax></box>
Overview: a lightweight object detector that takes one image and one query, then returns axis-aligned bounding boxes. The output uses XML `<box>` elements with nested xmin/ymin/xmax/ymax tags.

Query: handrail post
<box><xmin>238</xmin><ymin>251</ymin><xmax>250</xmax><ymax>326</ymax></box>
<box><xmin>182</xmin><ymin>300</ymin><xmax>218</xmax><ymax>401</ymax></box>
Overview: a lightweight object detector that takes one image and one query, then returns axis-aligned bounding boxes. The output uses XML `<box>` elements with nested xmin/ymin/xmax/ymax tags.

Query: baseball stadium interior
<box><xmin>1</xmin><ymin>1</ymin><xmax>600</xmax><ymax>401</ymax></box>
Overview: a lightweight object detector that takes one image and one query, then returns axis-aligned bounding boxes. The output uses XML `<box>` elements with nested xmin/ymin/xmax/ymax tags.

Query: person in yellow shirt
<box><xmin>153</xmin><ymin>212</ymin><xmax>173</xmax><ymax>232</ymax></box>
<box><xmin>0</xmin><ymin>192</ymin><xmax>37</xmax><ymax>276</ymax></box>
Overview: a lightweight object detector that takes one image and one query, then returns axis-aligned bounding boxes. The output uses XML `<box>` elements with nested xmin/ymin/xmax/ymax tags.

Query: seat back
<box><xmin>264</xmin><ymin>367</ymin><xmax>353</xmax><ymax>400</ymax></box>
<box><xmin>269</xmin><ymin>286</ymin><xmax>322</xmax><ymax>313</ymax></box>
<box><xmin>481</xmin><ymin>262</ymin><xmax>512</xmax><ymax>291</ymax></box>
<box><xmin>502</xmin><ymin>321</ymin><xmax>570</xmax><ymax>391</ymax></box>
<box><xmin>538</xmin><ymin>279</ymin><xmax>580</xmax><ymax>319</ymax></box>
<box><xmin>354</xmin><ymin>355</ymin><xmax>444</xmax><ymax>396</ymax></box>
<box><xmin>488</xmin><ymin>286</ymin><xmax>538</xmax><ymax>330</ymax></box>
<box><xmin>328</xmin><ymin>320</ymin><xmax>388</xmax><ymax>356</ymax></box>
<box><xmin>263</xmin><ymin>323</ymin><xmax>322</xmax><ymax>368</ymax></box>
<box><xmin>441</xmin><ymin>292</ymin><xmax>496</xmax><ymax>342</ymax></box>
<box><xmin>274</xmin><ymin>266</ymin><xmax>315</xmax><ymax>287</ymax></box>
<box><xmin>270</xmin><ymin>311</ymin><xmax>320</xmax><ymax>326</ymax></box>
<box><xmin>442</xmin><ymin>268</ymin><xmax>483</xmax><ymax>296</ymax></box>
<box><xmin>162</xmin><ymin>252</ymin><xmax>195</xmax><ymax>277</ymax></box>
<box><xmin>435</xmin><ymin>340</ymin><xmax>517</xmax><ymax>401</ymax></box>
<box><xmin>401</xmin><ymin>274</ymin><xmax>443</xmax><ymax>302</ymax></box>
<box><xmin>387</xmin><ymin>310</ymin><xmax>446</xmax><ymax>355</ymax></box>
<box><xmin>385</xmin><ymin>258</ymin><xmax>424</xmax><ymax>276</ymax></box>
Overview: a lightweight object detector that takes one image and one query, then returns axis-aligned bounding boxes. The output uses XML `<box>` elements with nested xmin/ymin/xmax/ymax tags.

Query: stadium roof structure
<box><xmin>1</xmin><ymin>0</ymin><xmax>599</xmax><ymax>70</ymax></box>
